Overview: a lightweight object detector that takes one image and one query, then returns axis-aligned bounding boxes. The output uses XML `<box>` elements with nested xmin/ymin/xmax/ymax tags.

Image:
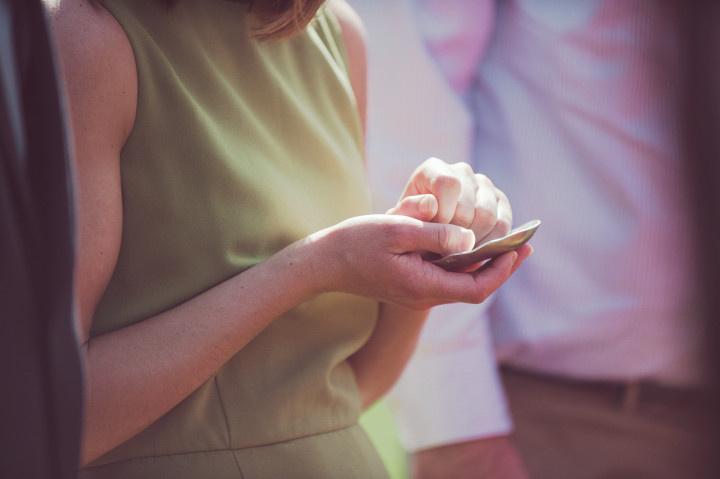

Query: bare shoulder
<box><xmin>327</xmin><ymin>0</ymin><xmax>366</xmax><ymax>61</ymax></box>
<box><xmin>47</xmin><ymin>0</ymin><xmax>137</xmax><ymax>145</ymax></box>
<box><xmin>45</xmin><ymin>0</ymin><xmax>136</xmax><ymax>341</ymax></box>
<box><xmin>327</xmin><ymin>0</ymin><xmax>367</xmax><ymax>132</ymax></box>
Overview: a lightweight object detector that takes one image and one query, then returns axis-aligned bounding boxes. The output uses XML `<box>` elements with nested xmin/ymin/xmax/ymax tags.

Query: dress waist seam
<box><xmin>84</xmin><ymin>422</ymin><xmax>361</xmax><ymax>470</ymax></box>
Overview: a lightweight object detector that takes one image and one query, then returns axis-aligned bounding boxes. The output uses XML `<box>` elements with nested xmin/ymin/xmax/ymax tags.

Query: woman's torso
<box><xmin>83</xmin><ymin>0</ymin><xmax>384</xmax><ymax>476</ymax></box>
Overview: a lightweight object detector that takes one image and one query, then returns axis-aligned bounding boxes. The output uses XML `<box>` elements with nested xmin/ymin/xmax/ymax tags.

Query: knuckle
<box><xmin>496</xmin><ymin>188</ymin><xmax>513</xmax><ymax>217</ymax></box>
<box><xmin>435</xmin><ymin>226</ymin><xmax>451</xmax><ymax>251</ymax></box>
<box><xmin>453</xmin><ymin>162</ymin><xmax>475</xmax><ymax>175</ymax></box>
<box><xmin>475</xmin><ymin>173</ymin><xmax>494</xmax><ymax>187</ymax></box>
<box><xmin>419</xmin><ymin>157</ymin><xmax>443</xmax><ymax>173</ymax></box>
<box><xmin>432</xmin><ymin>174</ymin><xmax>462</xmax><ymax>193</ymax></box>
<box><xmin>495</xmin><ymin>187</ymin><xmax>509</xmax><ymax>203</ymax></box>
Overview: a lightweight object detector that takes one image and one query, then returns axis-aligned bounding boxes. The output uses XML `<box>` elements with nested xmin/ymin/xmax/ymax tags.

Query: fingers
<box><xmin>429</xmin><ymin>171</ymin><xmax>462</xmax><ymax>224</ymax></box>
<box><xmin>465</xmin><ymin>245</ymin><xmax>533</xmax><ymax>298</ymax></box>
<box><xmin>448</xmin><ymin>162</ymin><xmax>478</xmax><ymax>228</ymax></box>
<box><xmin>418</xmin><ymin>245</ymin><xmax>533</xmax><ymax>306</ymax></box>
<box><xmin>455</xmin><ymin>242</ymin><xmax>532</xmax><ymax>274</ymax></box>
<box><xmin>391</xmin><ymin>221</ymin><xmax>475</xmax><ymax>256</ymax></box>
<box><xmin>510</xmin><ymin>244</ymin><xmax>533</xmax><ymax>275</ymax></box>
<box><xmin>404</xmin><ymin>158</ymin><xmax>462</xmax><ymax>224</ymax></box>
<box><xmin>477</xmin><ymin>186</ymin><xmax>512</xmax><ymax>242</ymax></box>
<box><xmin>386</xmin><ymin>194</ymin><xmax>438</xmax><ymax>221</ymax></box>
<box><xmin>463</xmin><ymin>250</ymin><xmax>518</xmax><ymax>301</ymax></box>
<box><xmin>420</xmin><ymin>251</ymin><xmax>518</xmax><ymax>305</ymax></box>
<box><xmin>495</xmin><ymin>188</ymin><xmax>513</xmax><ymax>237</ymax></box>
<box><xmin>469</xmin><ymin>174</ymin><xmax>499</xmax><ymax>239</ymax></box>
<box><xmin>403</xmin><ymin>158</ymin><xmax>507</xmax><ymax>232</ymax></box>
<box><xmin>401</xmin><ymin>160</ymin><xmax>516</xmax><ymax>257</ymax></box>
<box><xmin>467</xmin><ymin>250</ymin><xmax>518</xmax><ymax>301</ymax></box>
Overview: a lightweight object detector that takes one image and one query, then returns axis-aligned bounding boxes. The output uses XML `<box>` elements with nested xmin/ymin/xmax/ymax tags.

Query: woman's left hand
<box><xmin>387</xmin><ymin>157</ymin><xmax>512</xmax><ymax>243</ymax></box>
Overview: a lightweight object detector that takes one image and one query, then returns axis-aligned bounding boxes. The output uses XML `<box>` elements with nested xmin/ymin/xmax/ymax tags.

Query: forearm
<box><xmin>81</xmin><ymin>238</ymin><xmax>321</xmax><ymax>464</ymax></box>
<box><xmin>349</xmin><ymin>303</ymin><xmax>429</xmax><ymax>409</ymax></box>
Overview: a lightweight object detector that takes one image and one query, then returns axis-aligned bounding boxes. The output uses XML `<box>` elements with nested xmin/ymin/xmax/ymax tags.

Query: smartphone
<box><xmin>431</xmin><ymin>219</ymin><xmax>541</xmax><ymax>272</ymax></box>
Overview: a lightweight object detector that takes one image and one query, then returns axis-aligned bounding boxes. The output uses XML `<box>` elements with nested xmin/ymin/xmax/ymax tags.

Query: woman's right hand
<box><xmin>306</xmin><ymin>214</ymin><xmax>529</xmax><ymax>310</ymax></box>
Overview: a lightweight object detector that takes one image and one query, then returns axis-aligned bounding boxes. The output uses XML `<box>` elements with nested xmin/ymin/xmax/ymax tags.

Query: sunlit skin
<box><xmin>48</xmin><ymin>0</ymin><xmax>531</xmax><ymax>465</ymax></box>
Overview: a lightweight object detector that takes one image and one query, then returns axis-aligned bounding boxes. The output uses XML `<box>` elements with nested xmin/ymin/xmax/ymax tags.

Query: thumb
<box><xmin>395</xmin><ymin>221</ymin><xmax>476</xmax><ymax>257</ymax></box>
<box><xmin>386</xmin><ymin>194</ymin><xmax>438</xmax><ymax>221</ymax></box>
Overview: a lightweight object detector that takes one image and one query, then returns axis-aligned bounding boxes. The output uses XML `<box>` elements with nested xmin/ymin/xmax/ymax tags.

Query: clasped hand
<box><xmin>310</xmin><ymin>158</ymin><xmax>531</xmax><ymax>309</ymax></box>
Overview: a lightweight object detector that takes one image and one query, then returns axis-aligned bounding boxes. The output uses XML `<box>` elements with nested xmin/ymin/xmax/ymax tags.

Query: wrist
<box><xmin>277</xmin><ymin>227</ymin><xmax>340</xmax><ymax>298</ymax></box>
<box><xmin>298</xmin><ymin>223</ymin><xmax>350</xmax><ymax>295</ymax></box>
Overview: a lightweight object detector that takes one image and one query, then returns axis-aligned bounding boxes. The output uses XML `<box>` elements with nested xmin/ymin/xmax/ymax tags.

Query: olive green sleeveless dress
<box><xmin>81</xmin><ymin>1</ymin><xmax>387</xmax><ymax>477</ymax></box>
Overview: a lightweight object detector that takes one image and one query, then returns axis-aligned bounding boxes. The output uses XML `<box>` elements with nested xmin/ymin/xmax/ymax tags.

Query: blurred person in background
<box><xmin>353</xmin><ymin>0</ymin><xmax>712</xmax><ymax>478</ymax></box>
<box><xmin>47</xmin><ymin>0</ymin><xmax>530</xmax><ymax>477</ymax></box>
<box><xmin>0</xmin><ymin>1</ymin><xmax>82</xmax><ymax>477</ymax></box>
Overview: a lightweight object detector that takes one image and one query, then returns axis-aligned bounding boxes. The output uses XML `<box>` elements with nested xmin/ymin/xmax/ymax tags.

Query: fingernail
<box><xmin>460</xmin><ymin>229</ymin><xmax>475</xmax><ymax>252</ymax></box>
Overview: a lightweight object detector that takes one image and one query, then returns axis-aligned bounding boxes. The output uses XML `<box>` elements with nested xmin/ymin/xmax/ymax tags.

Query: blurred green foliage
<box><xmin>360</xmin><ymin>401</ymin><xmax>409</xmax><ymax>479</ymax></box>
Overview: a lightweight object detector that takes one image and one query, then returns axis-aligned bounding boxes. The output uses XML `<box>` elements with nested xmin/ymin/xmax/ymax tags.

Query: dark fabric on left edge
<box><xmin>0</xmin><ymin>1</ymin><xmax>82</xmax><ymax>478</ymax></box>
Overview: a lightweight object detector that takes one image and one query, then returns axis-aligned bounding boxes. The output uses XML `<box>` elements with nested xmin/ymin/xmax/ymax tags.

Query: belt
<box><xmin>500</xmin><ymin>366</ymin><xmax>711</xmax><ymax>413</ymax></box>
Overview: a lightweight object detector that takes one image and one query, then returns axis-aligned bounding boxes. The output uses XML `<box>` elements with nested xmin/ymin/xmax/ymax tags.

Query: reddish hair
<box><xmin>90</xmin><ymin>0</ymin><xmax>326</xmax><ymax>39</ymax></box>
<box><xmin>247</xmin><ymin>0</ymin><xmax>326</xmax><ymax>40</ymax></box>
